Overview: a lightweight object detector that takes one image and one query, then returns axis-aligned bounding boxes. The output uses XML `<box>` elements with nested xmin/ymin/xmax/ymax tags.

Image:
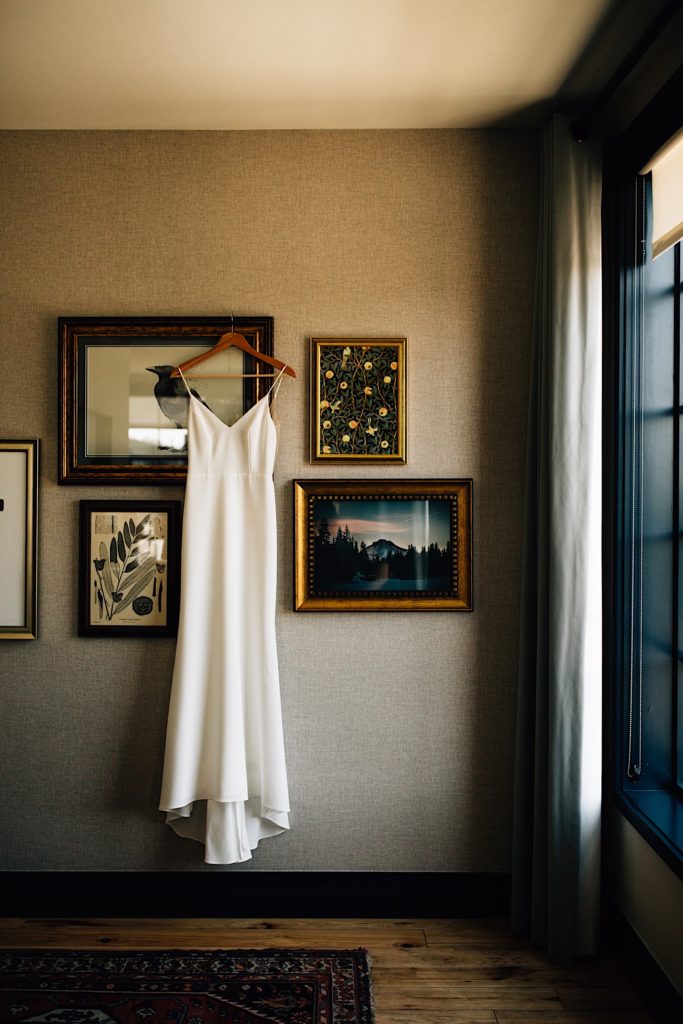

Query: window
<box><xmin>609</xmin><ymin>84</ymin><xmax>683</xmax><ymax>875</ymax></box>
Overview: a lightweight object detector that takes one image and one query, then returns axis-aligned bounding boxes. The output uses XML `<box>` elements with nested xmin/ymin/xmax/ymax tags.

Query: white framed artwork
<box><xmin>0</xmin><ymin>439</ymin><xmax>39</xmax><ymax>639</ymax></box>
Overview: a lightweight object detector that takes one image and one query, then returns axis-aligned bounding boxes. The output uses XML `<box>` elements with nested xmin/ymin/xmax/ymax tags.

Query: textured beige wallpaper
<box><xmin>0</xmin><ymin>129</ymin><xmax>538</xmax><ymax>871</ymax></box>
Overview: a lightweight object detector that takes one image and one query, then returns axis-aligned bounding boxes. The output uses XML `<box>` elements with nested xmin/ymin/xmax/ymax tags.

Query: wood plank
<box><xmin>371</xmin><ymin>947</ymin><xmax>557</xmax><ymax>970</ymax></box>
<box><xmin>375</xmin><ymin>965</ymin><xmax>630</xmax><ymax>986</ymax></box>
<box><xmin>495</xmin><ymin>1012</ymin><xmax>652</xmax><ymax>1024</ymax></box>
<box><xmin>0</xmin><ymin>920</ymin><xmax>426</xmax><ymax>951</ymax></box>
<box><xmin>0</xmin><ymin>917</ymin><xmax>425</xmax><ymax>936</ymax></box>
<box><xmin>375</xmin><ymin>1013</ymin><xmax>496</xmax><ymax>1023</ymax></box>
<box><xmin>373</xmin><ymin>986</ymin><xmax>562</xmax><ymax>1010</ymax></box>
<box><xmin>423</xmin><ymin>920</ymin><xmax>517</xmax><ymax>943</ymax></box>
<box><xmin>373</xmin><ymin>978</ymin><xmax>561</xmax><ymax>994</ymax></box>
<box><xmin>557</xmin><ymin>985</ymin><xmax>644</xmax><ymax>1010</ymax></box>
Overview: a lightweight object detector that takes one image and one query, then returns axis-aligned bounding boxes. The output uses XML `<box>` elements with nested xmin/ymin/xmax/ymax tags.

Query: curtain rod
<box><xmin>569</xmin><ymin>0</ymin><xmax>682</xmax><ymax>143</ymax></box>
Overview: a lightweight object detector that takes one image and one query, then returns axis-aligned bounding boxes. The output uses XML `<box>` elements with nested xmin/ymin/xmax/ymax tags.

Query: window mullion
<box><xmin>625</xmin><ymin>176</ymin><xmax>646</xmax><ymax>783</ymax></box>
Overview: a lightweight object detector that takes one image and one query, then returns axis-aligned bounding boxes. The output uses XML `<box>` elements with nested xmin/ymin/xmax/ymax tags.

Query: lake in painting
<box><xmin>311</xmin><ymin>497</ymin><xmax>454</xmax><ymax>594</ymax></box>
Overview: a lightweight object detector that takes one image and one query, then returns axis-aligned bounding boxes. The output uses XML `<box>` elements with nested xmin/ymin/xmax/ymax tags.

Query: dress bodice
<box><xmin>186</xmin><ymin>394</ymin><xmax>277</xmax><ymax>477</ymax></box>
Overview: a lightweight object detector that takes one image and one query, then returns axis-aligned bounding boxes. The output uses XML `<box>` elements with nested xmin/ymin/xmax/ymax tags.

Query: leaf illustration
<box><xmin>124</xmin><ymin>558</ymin><xmax>139</xmax><ymax>573</ymax></box>
<box><xmin>128</xmin><ymin>518</ymin><xmax>135</xmax><ymax>537</ymax></box>
<box><xmin>110</xmin><ymin>537</ymin><xmax>118</xmax><ymax>564</ymax></box>
<box><xmin>117</xmin><ymin>531</ymin><xmax>126</xmax><ymax>562</ymax></box>
<box><xmin>99</xmin><ymin>541</ymin><xmax>108</xmax><ymax>561</ymax></box>
<box><xmin>119</xmin><ymin>554</ymin><xmax>153</xmax><ymax>592</ymax></box>
<box><xmin>113</xmin><ymin>564</ymin><xmax>156</xmax><ymax>616</ymax></box>
<box><xmin>135</xmin><ymin>514</ymin><xmax>151</xmax><ymax>538</ymax></box>
<box><xmin>123</xmin><ymin>521</ymin><xmax>131</xmax><ymax>549</ymax></box>
<box><xmin>101</xmin><ymin>559</ymin><xmax>115</xmax><ymax>599</ymax></box>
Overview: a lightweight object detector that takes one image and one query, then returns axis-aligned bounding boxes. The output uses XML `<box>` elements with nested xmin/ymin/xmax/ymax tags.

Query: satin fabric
<box><xmin>159</xmin><ymin>377</ymin><xmax>290</xmax><ymax>863</ymax></box>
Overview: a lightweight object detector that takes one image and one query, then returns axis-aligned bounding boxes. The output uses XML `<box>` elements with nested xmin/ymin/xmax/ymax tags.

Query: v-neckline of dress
<box><xmin>188</xmin><ymin>390</ymin><xmax>269</xmax><ymax>433</ymax></box>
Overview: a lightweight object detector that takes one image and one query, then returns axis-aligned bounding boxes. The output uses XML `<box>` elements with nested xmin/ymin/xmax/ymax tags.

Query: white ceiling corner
<box><xmin>0</xmin><ymin>0</ymin><xmax>640</xmax><ymax>129</ymax></box>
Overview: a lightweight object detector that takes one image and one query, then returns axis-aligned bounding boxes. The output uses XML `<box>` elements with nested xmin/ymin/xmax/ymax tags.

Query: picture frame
<box><xmin>310</xmin><ymin>338</ymin><xmax>406</xmax><ymax>463</ymax></box>
<box><xmin>294</xmin><ymin>479</ymin><xmax>472</xmax><ymax>611</ymax></box>
<box><xmin>59</xmin><ymin>316</ymin><xmax>274</xmax><ymax>484</ymax></box>
<box><xmin>0</xmin><ymin>440</ymin><xmax>39</xmax><ymax>639</ymax></box>
<box><xmin>78</xmin><ymin>500</ymin><xmax>182</xmax><ymax>637</ymax></box>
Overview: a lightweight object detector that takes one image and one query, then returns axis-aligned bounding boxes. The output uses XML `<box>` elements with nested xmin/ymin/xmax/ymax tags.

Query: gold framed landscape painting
<box><xmin>310</xmin><ymin>338</ymin><xmax>406</xmax><ymax>463</ymax></box>
<box><xmin>294</xmin><ymin>479</ymin><xmax>473</xmax><ymax>611</ymax></box>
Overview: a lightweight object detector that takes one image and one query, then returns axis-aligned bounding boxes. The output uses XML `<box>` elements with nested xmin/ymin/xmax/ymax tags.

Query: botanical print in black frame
<box><xmin>79</xmin><ymin>500</ymin><xmax>181</xmax><ymax>637</ymax></box>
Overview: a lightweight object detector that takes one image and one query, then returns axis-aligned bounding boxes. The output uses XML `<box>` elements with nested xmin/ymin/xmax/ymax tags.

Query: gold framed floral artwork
<box><xmin>310</xmin><ymin>338</ymin><xmax>406</xmax><ymax>463</ymax></box>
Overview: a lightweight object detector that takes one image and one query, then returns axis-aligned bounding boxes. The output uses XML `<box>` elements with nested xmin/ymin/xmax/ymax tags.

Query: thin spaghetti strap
<box><xmin>267</xmin><ymin>365</ymin><xmax>288</xmax><ymax>405</ymax></box>
<box><xmin>176</xmin><ymin>366</ymin><xmax>193</xmax><ymax>397</ymax></box>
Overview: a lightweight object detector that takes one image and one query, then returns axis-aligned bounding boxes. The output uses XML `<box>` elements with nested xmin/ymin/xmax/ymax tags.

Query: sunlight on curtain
<box><xmin>512</xmin><ymin>114</ymin><xmax>602</xmax><ymax>962</ymax></box>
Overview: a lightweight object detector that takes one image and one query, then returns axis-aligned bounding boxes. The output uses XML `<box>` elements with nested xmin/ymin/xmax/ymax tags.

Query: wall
<box><xmin>0</xmin><ymin>129</ymin><xmax>538</xmax><ymax>871</ymax></box>
<box><xmin>607</xmin><ymin>808</ymin><xmax>683</xmax><ymax>995</ymax></box>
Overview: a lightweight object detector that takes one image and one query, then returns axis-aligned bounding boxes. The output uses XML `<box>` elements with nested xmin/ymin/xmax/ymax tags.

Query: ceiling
<box><xmin>0</xmin><ymin>0</ymin><xmax>667</xmax><ymax>130</ymax></box>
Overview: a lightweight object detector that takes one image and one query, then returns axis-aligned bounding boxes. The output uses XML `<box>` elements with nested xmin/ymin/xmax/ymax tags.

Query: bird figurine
<box><xmin>146</xmin><ymin>365</ymin><xmax>209</xmax><ymax>430</ymax></box>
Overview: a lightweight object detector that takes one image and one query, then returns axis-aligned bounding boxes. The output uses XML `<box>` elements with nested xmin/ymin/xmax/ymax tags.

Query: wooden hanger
<box><xmin>170</xmin><ymin>331</ymin><xmax>297</xmax><ymax>380</ymax></box>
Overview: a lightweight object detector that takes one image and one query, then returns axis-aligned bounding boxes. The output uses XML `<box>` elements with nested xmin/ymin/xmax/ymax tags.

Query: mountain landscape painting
<box><xmin>311</xmin><ymin>497</ymin><xmax>454</xmax><ymax>594</ymax></box>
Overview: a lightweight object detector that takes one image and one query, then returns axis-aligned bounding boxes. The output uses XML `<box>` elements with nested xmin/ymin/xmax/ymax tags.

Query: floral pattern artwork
<box><xmin>312</xmin><ymin>340</ymin><xmax>406</xmax><ymax>462</ymax></box>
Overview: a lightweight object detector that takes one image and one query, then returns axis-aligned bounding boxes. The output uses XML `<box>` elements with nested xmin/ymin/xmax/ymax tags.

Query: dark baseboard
<box><xmin>0</xmin><ymin>871</ymin><xmax>511</xmax><ymax>919</ymax></box>
<box><xmin>604</xmin><ymin>901</ymin><xmax>683</xmax><ymax>1023</ymax></box>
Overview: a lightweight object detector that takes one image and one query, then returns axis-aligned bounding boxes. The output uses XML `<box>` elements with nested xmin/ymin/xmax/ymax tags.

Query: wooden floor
<box><xmin>0</xmin><ymin>917</ymin><xmax>653</xmax><ymax>1023</ymax></box>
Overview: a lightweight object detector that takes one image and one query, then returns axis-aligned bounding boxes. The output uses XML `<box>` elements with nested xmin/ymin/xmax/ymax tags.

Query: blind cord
<box><xmin>626</xmin><ymin>175</ymin><xmax>645</xmax><ymax>782</ymax></box>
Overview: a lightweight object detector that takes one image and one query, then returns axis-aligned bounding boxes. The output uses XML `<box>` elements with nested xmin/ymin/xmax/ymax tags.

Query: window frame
<box><xmin>604</xmin><ymin>66</ymin><xmax>683</xmax><ymax>879</ymax></box>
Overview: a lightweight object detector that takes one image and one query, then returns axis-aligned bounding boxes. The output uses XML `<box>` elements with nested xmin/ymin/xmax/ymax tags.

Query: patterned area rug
<box><xmin>0</xmin><ymin>948</ymin><xmax>374</xmax><ymax>1023</ymax></box>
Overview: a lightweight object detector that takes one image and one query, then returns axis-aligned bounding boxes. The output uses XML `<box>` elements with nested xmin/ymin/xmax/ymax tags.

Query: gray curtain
<box><xmin>512</xmin><ymin>115</ymin><xmax>603</xmax><ymax>963</ymax></box>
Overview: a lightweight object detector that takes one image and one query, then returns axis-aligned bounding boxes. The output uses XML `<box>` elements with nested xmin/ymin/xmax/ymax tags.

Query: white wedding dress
<box><xmin>159</xmin><ymin>368</ymin><xmax>290</xmax><ymax>863</ymax></box>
